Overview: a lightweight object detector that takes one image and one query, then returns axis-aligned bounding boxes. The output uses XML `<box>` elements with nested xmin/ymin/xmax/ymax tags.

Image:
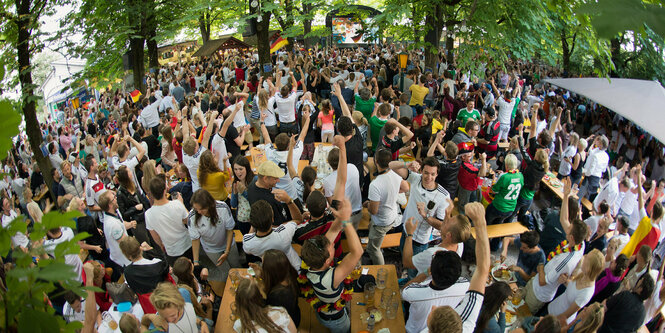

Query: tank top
<box><xmin>570</xmin><ymin>153</ymin><xmax>584</xmax><ymax>181</ymax></box>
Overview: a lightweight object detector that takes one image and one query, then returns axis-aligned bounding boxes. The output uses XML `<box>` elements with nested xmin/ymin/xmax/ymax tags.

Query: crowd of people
<box><xmin>2</xmin><ymin>43</ymin><xmax>665</xmax><ymax>333</ymax></box>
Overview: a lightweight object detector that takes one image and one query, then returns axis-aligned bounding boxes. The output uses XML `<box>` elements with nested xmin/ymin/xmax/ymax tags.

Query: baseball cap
<box><xmin>458</xmin><ymin>141</ymin><xmax>475</xmax><ymax>155</ymax></box>
<box><xmin>257</xmin><ymin>160</ymin><xmax>285</xmax><ymax>178</ymax></box>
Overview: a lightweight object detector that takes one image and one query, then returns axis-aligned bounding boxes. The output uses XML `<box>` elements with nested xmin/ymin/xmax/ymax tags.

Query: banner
<box><xmin>270</xmin><ymin>32</ymin><xmax>288</xmax><ymax>54</ymax></box>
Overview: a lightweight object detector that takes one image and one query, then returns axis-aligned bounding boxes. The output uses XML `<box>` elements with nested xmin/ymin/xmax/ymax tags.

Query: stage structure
<box><xmin>325</xmin><ymin>5</ymin><xmax>381</xmax><ymax>47</ymax></box>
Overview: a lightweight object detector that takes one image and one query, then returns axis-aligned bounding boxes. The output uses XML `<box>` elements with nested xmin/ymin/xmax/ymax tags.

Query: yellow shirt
<box><xmin>431</xmin><ymin>119</ymin><xmax>443</xmax><ymax>135</ymax></box>
<box><xmin>199</xmin><ymin>169</ymin><xmax>230</xmax><ymax>200</ymax></box>
<box><xmin>409</xmin><ymin>84</ymin><xmax>429</xmax><ymax>106</ymax></box>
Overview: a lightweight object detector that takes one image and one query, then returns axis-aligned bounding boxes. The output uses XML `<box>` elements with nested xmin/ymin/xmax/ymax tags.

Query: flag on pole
<box><xmin>270</xmin><ymin>32</ymin><xmax>288</xmax><ymax>54</ymax></box>
<box><xmin>130</xmin><ymin>89</ymin><xmax>142</xmax><ymax>103</ymax></box>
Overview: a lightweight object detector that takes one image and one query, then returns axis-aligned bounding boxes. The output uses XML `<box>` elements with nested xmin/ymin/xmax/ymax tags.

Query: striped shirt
<box><xmin>531</xmin><ymin>244</ymin><xmax>585</xmax><ymax>302</ymax></box>
<box><xmin>306</xmin><ymin>267</ymin><xmax>344</xmax><ymax>318</ymax></box>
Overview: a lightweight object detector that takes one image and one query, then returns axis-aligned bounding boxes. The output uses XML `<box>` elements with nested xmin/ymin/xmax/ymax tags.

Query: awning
<box><xmin>545</xmin><ymin>78</ymin><xmax>665</xmax><ymax>144</ymax></box>
<box><xmin>191</xmin><ymin>36</ymin><xmax>251</xmax><ymax>58</ymax></box>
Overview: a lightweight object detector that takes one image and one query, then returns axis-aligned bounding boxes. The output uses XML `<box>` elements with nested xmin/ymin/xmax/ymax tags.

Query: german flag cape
<box><xmin>270</xmin><ymin>32</ymin><xmax>288</xmax><ymax>54</ymax></box>
<box><xmin>620</xmin><ymin>215</ymin><xmax>661</xmax><ymax>257</ymax></box>
<box><xmin>129</xmin><ymin>89</ymin><xmax>142</xmax><ymax>103</ymax></box>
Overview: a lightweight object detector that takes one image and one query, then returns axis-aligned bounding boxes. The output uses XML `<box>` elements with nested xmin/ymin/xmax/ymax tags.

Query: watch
<box><xmin>407</xmin><ymin>234</ymin><xmax>413</xmax><ymax>238</ymax></box>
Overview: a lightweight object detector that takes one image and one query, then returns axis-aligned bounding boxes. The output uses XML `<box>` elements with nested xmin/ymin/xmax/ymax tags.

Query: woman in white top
<box><xmin>547</xmin><ymin>249</ymin><xmax>605</xmax><ymax>325</ymax></box>
<box><xmin>150</xmin><ymin>282</ymin><xmax>206</xmax><ymax>333</ymax></box>
<box><xmin>233</xmin><ymin>278</ymin><xmax>296</xmax><ymax>333</ymax></box>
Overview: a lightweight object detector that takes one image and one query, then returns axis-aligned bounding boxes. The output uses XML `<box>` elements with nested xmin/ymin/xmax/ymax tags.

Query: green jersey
<box><xmin>491</xmin><ymin>171</ymin><xmax>524</xmax><ymax>212</ymax></box>
<box><xmin>457</xmin><ymin>108</ymin><xmax>481</xmax><ymax>126</ymax></box>
<box><xmin>369</xmin><ymin>116</ymin><xmax>388</xmax><ymax>152</ymax></box>
<box><xmin>355</xmin><ymin>95</ymin><xmax>376</xmax><ymax>120</ymax></box>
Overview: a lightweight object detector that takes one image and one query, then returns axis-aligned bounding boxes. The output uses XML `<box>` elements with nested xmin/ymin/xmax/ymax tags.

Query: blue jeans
<box><xmin>279</xmin><ymin>121</ymin><xmax>299</xmax><ymax>135</ymax></box>
<box><xmin>486</xmin><ymin>203</ymin><xmax>514</xmax><ymax>251</ymax></box>
<box><xmin>315</xmin><ymin>308</ymin><xmax>350</xmax><ymax>333</ymax></box>
<box><xmin>399</xmin><ymin>231</ymin><xmax>430</xmax><ymax>279</ymax></box>
<box><xmin>507</xmin><ymin>196</ymin><xmax>534</xmax><ymax>229</ymax></box>
<box><xmin>579</xmin><ymin>175</ymin><xmax>600</xmax><ymax>201</ymax></box>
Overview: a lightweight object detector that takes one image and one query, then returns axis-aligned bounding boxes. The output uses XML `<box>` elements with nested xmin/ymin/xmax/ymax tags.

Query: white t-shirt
<box><xmin>168</xmin><ymin>303</ymin><xmax>197</xmax><ymax>333</ymax></box>
<box><xmin>619</xmin><ymin>186</ymin><xmax>638</xmax><ymax>216</ymax></box>
<box><xmin>412</xmin><ymin>244</ymin><xmax>465</xmax><ymax>276</ymax></box>
<box><xmin>531</xmin><ymin>244</ymin><xmax>585</xmax><ymax>302</ymax></box>
<box><xmin>243</xmin><ymin>221</ymin><xmax>301</xmax><ymax>270</ymax></box>
<box><xmin>496</xmin><ymin>97</ymin><xmax>516</xmax><ymax>126</ymax></box>
<box><xmin>117</xmin><ymin>156</ymin><xmax>142</xmax><ymax>194</ymax></box>
<box><xmin>103</xmin><ymin>213</ymin><xmax>130</xmax><ymax>266</ymax></box>
<box><xmin>145</xmin><ymin>200</ymin><xmax>191</xmax><ymax>257</ymax></box>
<box><xmin>233</xmin><ymin>306</ymin><xmax>291</xmax><ymax>333</ymax></box>
<box><xmin>401</xmin><ymin>171</ymin><xmax>450</xmax><ymax>245</ymax></box>
<box><xmin>594</xmin><ymin>177</ymin><xmax>620</xmax><ymax>216</ymax></box>
<box><xmin>322</xmin><ymin>164</ymin><xmax>362</xmax><ymax>214</ymax></box>
<box><xmin>262</xmin><ymin>143</ymin><xmax>303</xmax><ymax>200</ymax></box>
<box><xmin>274</xmin><ymin>92</ymin><xmax>298</xmax><ymax>123</ymax></box>
<box><xmin>547</xmin><ymin>280</ymin><xmax>594</xmax><ymax>324</ymax></box>
<box><xmin>2</xmin><ymin>210</ymin><xmax>28</xmax><ymax>248</ymax></box>
<box><xmin>138</xmin><ymin>99</ymin><xmax>161</xmax><ymax>129</ymax></box>
<box><xmin>85</xmin><ymin>174</ymin><xmax>107</xmax><ymax>208</ymax></box>
<box><xmin>368</xmin><ymin>170</ymin><xmax>403</xmax><ymax>226</ymax></box>
<box><xmin>610</xmin><ymin>233</ymin><xmax>630</xmax><ymax>255</ymax></box>
<box><xmin>402</xmin><ymin>277</ymin><xmax>470</xmax><ymax>333</ymax></box>
<box><xmin>43</xmin><ymin>227</ymin><xmax>83</xmax><ymax>283</ymax></box>
<box><xmin>210</xmin><ymin>133</ymin><xmax>231</xmax><ymax>170</ymax></box>
<box><xmin>644</xmin><ymin>280</ymin><xmax>664</xmax><ymax>326</ymax></box>
<box><xmin>230</xmin><ymin>103</ymin><xmax>247</xmax><ymax>128</ymax></box>
<box><xmin>558</xmin><ymin>145</ymin><xmax>577</xmax><ymax>176</ymax></box>
<box><xmin>183</xmin><ymin>146</ymin><xmax>205</xmax><ymax>192</ymax></box>
<box><xmin>63</xmin><ymin>299</ymin><xmax>97</xmax><ymax>323</ymax></box>
<box><xmin>584</xmin><ymin>215</ymin><xmax>601</xmax><ymax>237</ymax></box>
<box><xmin>188</xmin><ymin>201</ymin><xmax>235</xmax><ymax>253</ymax></box>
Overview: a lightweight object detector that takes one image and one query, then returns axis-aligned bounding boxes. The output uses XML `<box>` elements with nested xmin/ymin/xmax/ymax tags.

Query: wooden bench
<box><xmin>471</xmin><ymin>222</ymin><xmax>529</xmax><ymax>239</ymax></box>
<box><xmin>581</xmin><ymin>197</ymin><xmax>594</xmax><ymax>212</ymax></box>
<box><xmin>340</xmin><ymin>232</ymin><xmax>402</xmax><ymax>252</ymax></box>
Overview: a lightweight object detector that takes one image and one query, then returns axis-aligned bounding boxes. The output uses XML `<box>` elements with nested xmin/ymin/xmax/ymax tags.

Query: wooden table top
<box><xmin>350</xmin><ymin>265</ymin><xmax>406</xmax><ymax>333</ymax></box>
<box><xmin>215</xmin><ymin>265</ymin><xmax>405</xmax><ymax>333</ymax></box>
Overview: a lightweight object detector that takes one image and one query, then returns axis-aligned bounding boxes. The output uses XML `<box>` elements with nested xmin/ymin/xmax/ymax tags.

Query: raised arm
<box><xmin>465</xmin><ymin>202</ymin><xmax>490</xmax><ymax>293</ymax></box>
<box><xmin>332</xmin><ymin>81</ymin><xmax>352</xmax><ymax>118</ymax></box>
<box><xmin>219</xmin><ymin>101</ymin><xmax>242</xmax><ymax>137</ymax></box>
<box><xmin>286</xmin><ymin>136</ymin><xmax>298</xmax><ymax>179</ymax></box>
<box><xmin>297</xmin><ymin>108</ymin><xmax>311</xmax><ymax>143</ymax></box>
<box><xmin>560</xmin><ymin>177</ymin><xmax>574</xmax><ymax>235</ymax></box>
<box><xmin>547</xmin><ymin>106</ymin><xmax>563</xmax><ymax>139</ymax></box>
<box><xmin>528</xmin><ymin>103</ymin><xmax>540</xmax><ymax>140</ymax></box>
<box><xmin>201</xmin><ymin>110</ymin><xmax>219</xmax><ymax>150</ymax></box>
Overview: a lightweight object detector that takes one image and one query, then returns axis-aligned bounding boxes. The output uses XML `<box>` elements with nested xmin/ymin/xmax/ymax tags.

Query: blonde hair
<box><xmin>427</xmin><ymin>306</ymin><xmax>462</xmax><ymax>333</ymax></box>
<box><xmin>258</xmin><ymin>90</ymin><xmax>269</xmax><ymax>111</ymax></box>
<box><xmin>534</xmin><ymin>149</ymin><xmax>550</xmax><ymax>172</ymax></box>
<box><xmin>571</xmin><ymin>302</ymin><xmax>604</xmax><ymax>333</ymax></box>
<box><xmin>119</xmin><ymin>236</ymin><xmax>141</xmax><ymax>261</ymax></box>
<box><xmin>150</xmin><ymin>282</ymin><xmax>185</xmax><ymax>311</ymax></box>
<box><xmin>504</xmin><ymin>154</ymin><xmax>519</xmax><ymax>171</ymax></box>
<box><xmin>576</xmin><ymin>249</ymin><xmax>605</xmax><ymax>282</ymax></box>
<box><xmin>182</xmin><ymin>136</ymin><xmax>197</xmax><ymax>156</ymax></box>
<box><xmin>66</xmin><ymin>197</ymin><xmax>80</xmax><ymax>212</ymax></box>
<box><xmin>141</xmin><ymin>160</ymin><xmax>158</xmax><ymax>194</ymax></box>
<box><xmin>352</xmin><ymin>111</ymin><xmax>368</xmax><ymax>127</ymax></box>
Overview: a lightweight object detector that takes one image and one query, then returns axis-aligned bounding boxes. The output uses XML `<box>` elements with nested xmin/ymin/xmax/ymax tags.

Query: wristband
<box><xmin>406</xmin><ymin>234</ymin><xmax>413</xmax><ymax>238</ymax></box>
<box><xmin>341</xmin><ymin>220</ymin><xmax>350</xmax><ymax>226</ymax></box>
<box><xmin>194</xmin><ymin>260</ymin><xmax>200</xmax><ymax>264</ymax></box>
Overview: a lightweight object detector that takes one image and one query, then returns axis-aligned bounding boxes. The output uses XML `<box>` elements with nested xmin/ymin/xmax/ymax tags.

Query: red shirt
<box><xmin>458</xmin><ymin>161</ymin><xmax>482</xmax><ymax>191</ymax></box>
<box><xmin>173</xmin><ymin>137</ymin><xmax>183</xmax><ymax>163</ymax></box>
<box><xmin>235</xmin><ymin>68</ymin><xmax>245</xmax><ymax>82</ymax></box>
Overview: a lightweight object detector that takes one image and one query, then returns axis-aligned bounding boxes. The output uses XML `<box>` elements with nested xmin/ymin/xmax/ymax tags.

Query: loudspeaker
<box><xmin>122</xmin><ymin>51</ymin><xmax>132</xmax><ymax>71</ymax></box>
<box><xmin>243</xmin><ymin>18</ymin><xmax>257</xmax><ymax>37</ymax></box>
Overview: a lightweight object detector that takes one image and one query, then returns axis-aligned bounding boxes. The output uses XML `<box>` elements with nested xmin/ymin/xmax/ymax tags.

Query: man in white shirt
<box><xmin>322</xmin><ymin>148</ymin><xmax>362</xmax><ymax>228</ymax></box>
<box><xmin>181</xmin><ymin>112</ymin><xmax>216</xmax><ymax>192</ymax></box>
<box><xmin>390</xmin><ymin>157</ymin><xmax>452</xmax><ymax>277</ymax></box>
<box><xmin>98</xmin><ymin>190</ymin><xmax>134</xmax><ymax>278</ymax></box>
<box><xmin>258</xmin><ymin>109</ymin><xmax>310</xmax><ymax>201</ymax></box>
<box><xmin>109</xmin><ymin>130</ymin><xmax>146</xmax><ymax>194</ymax></box>
<box><xmin>43</xmin><ymin>226</ymin><xmax>83</xmax><ymax>283</ymax></box>
<box><xmin>524</xmin><ymin>179</ymin><xmax>589</xmax><ymax>314</ymax></box>
<box><xmin>367</xmin><ymin>149</ymin><xmax>409</xmax><ymax>265</ymax></box>
<box><xmin>579</xmin><ymin>135</ymin><xmax>610</xmax><ymax>201</ymax></box>
<box><xmin>243</xmin><ymin>199</ymin><xmax>302</xmax><ymax>270</ymax></box>
<box><xmin>490</xmin><ymin>77</ymin><xmax>521</xmax><ymax>142</ymax></box>
<box><xmin>274</xmin><ymin>72</ymin><xmax>300</xmax><ymax>134</ymax></box>
<box><xmin>138</xmin><ymin>89</ymin><xmax>162</xmax><ymax>134</ymax></box>
<box><xmin>1</xmin><ymin>197</ymin><xmax>28</xmax><ymax>251</ymax></box>
<box><xmin>404</xmin><ymin>202</ymin><xmax>491</xmax><ymax>333</ymax></box>
<box><xmin>145</xmin><ymin>177</ymin><xmax>192</xmax><ymax>266</ymax></box>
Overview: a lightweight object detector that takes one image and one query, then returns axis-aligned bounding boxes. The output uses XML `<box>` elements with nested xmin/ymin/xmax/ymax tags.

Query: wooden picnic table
<box><xmin>33</xmin><ymin>187</ymin><xmax>49</xmax><ymax>202</ymax></box>
<box><xmin>215</xmin><ymin>265</ymin><xmax>406</xmax><ymax>333</ymax></box>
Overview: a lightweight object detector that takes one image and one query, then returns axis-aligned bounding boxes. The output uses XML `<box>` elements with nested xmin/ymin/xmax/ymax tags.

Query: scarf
<box><xmin>547</xmin><ymin>240</ymin><xmax>582</xmax><ymax>261</ymax></box>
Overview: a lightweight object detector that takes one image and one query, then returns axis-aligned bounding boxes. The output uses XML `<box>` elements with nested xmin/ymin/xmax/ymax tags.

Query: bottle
<box><xmin>367</xmin><ymin>314</ymin><xmax>375</xmax><ymax>332</ymax></box>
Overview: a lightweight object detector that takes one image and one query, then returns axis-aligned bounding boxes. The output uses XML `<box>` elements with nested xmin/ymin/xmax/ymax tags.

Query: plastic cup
<box><xmin>376</xmin><ymin>268</ymin><xmax>387</xmax><ymax>289</ymax></box>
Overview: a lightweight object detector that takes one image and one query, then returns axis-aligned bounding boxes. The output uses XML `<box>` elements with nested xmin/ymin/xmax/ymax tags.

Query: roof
<box><xmin>157</xmin><ymin>40</ymin><xmax>198</xmax><ymax>51</ymax></box>
<box><xmin>191</xmin><ymin>37</ymin><xmax>251</xmax><ymax>57</ymax></box>
<box><xmin>242</xmin><ymin>30</ymin><xmax>281</xmax><ymax>47</ymax></box>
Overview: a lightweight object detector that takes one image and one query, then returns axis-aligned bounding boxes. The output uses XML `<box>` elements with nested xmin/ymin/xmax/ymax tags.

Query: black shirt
<box><xmin>344</xmin><ymin>124</ymin><xmax>365</xmax><ymax>188</ymax></box>
<box><xmin>436</xmin><ymin>157</ymin><xmax>460</xmax><ymax>197</ymax></box>
<box><xmin>224</xmin><ymin>126</ymin><xmax>241</xmax><ymax>161</ymax></box>
<box><xmin>141</xmin><ymin>134</ymin><xmax>162</xmax><ymax>161</ymax></box>
<box><xmin>598</xmin><ymin>291</ymin><xmax>645</xmax><ymax>333</ymax></box>
<box><xmin>267</xmin><ymin>286</ymin><xmax>301</xmax><ymax>327</ymax></box>
<box><xmin>247</xmin><ymin>181</ymin><xmax>290</xmax><ymax>226</ymax></box>
<box><xmin>76</xmin><ymin>215</ymin><xmax>106</xmax><ymax>247</ymax></box>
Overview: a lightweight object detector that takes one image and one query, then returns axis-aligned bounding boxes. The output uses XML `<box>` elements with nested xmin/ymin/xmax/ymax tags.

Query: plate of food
<box><xmin>492</xmin><ymin>265</ymin><xmax>517</xmax><ymax>283</ymax></box>
<box><xmin>505</xmin><ymin>310</ymin><xmax>518</xmax><ymax>326</ymax></box>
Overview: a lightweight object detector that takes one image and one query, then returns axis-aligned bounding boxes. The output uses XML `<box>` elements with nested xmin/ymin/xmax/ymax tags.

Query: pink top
<box><xmin>318</xmin><ymin>111</ymin><xmax>334</xmax><ymax>132</ymax></box>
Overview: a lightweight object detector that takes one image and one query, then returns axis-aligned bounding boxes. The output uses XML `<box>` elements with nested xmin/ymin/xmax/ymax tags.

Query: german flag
<box><xmin>620</xmin><ymin>215</ymin><xmax>661</xmax><ymax>257</ymax></box>
<box><xmin>270</xmin><ymin>32</ymin><xmax>288</xmax><ymax>54</ymax></box>
<box><xmin>129</xmin><ymin>89</ymin><xmax>142</xmax><ymax>103</ymax></box>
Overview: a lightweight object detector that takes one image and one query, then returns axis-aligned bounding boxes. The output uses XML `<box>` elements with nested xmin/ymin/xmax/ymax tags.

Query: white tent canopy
<box><xmin>544</xmin><ymin>78</ymin><xmax>665</xmax><ymax>144</ymax></box>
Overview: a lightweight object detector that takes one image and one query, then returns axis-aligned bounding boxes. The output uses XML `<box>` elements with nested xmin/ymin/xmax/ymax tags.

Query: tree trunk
<box><xmin>199</xmin><ymin>13</ymin><xmax>211</xmax><ymax>43</ymax></box>
<box><xmin>561</xmin><ymin>29</ymin><xmax>571</xmax><ymax>75</ymax></box>
<box><xmin>610</xmin><ymin>36</ymin><xmax>621</xmax><ymax>77</ymax></box>
<box><xmin>130</xmin><ymin>37</ymin><xmax>146</xmax><ymax>92</ymax></box>
<box><xmin>16</xmin><ymin>0</ymin><xmax>54</xmax><ymax>200</ymax></box>
<box><xmin>445</xmin><ymin>21</ymin><xmax>455</xmax><ymax>64</ymax></box>
<box><xmin>257</xmin><ymin>11</ymin><xmax>272</xmax><ymax>77</ymax></box>
<box><xmin>146</xmin><ymin>28</ymin><xmax>159</xmax><ymax>70</ymax></box>
<box><xmin>424</xmin><ymin>5</ymin><xmax>443</xmax><ymax>71</ymax></box>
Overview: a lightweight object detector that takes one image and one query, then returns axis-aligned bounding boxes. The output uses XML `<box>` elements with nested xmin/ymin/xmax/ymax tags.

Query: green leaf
<box><xmin>18</xmin><ymin>308</ymin><xmax>61</xmax><ymax>333</ymax></box>
<box><xmin>36</xmin><ymin>262</ymin><xmax>77</xmax><ymax>282</ymax></box>
<box><xmin>0</xmin><ymin>100</ymin><xmax>21</xmax><ymax>159</ymax></box>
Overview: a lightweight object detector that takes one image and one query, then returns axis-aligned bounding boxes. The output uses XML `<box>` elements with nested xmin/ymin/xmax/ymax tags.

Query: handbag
<box><xmin>106</xmin><ymin>282</ymin><xmax>138</xmax><ymax>305</ymax></box>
